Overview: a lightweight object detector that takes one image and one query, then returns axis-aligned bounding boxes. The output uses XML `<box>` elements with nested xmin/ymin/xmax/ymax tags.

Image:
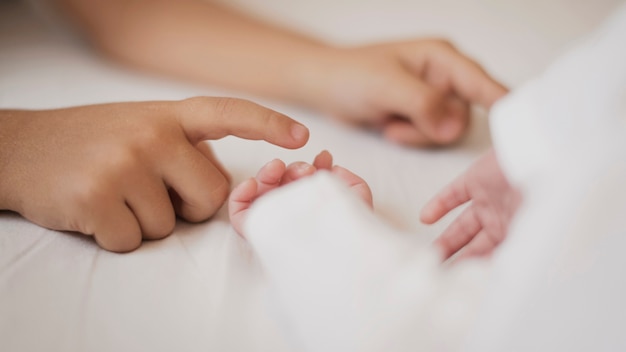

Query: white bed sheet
<box><xmin>0</xmin><ymin>0</ymin><xmax>622</xmax><ymax>351</ymax></box>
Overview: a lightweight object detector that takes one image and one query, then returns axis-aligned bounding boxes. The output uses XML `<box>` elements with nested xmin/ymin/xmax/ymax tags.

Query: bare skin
<box><xmin>421</xmin><ymin>149</ymin><xmax>522</xmax><ymax>260</ymax></box>
<box><xmin>1</xmin><ymin>1</ymin><xmax>508</xmax><ymax>252</ymax></box>
<box><xmin>0</xmin><ymin>97</ymin><xmax>309</xmax><ymax>252</ymax></box>
<box><xmin>230</xmin><ymin>149</ymin><xmax>520</xmax><ymax>260</ymax></box>
<box><xmin>55</xmin><ymin>0</ymin><xmax>507</xmax><ymax>146</ymax></box>
<box><xmin>229</xmin><ymin>151</ymin><xmax>372</xmax><ymax>236</ymax></box>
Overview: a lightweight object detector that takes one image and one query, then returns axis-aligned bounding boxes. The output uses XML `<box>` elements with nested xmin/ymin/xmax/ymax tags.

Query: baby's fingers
<box><xmin>228</xmin><ymin>178</ymin><xmax>258</xmax><ymax>236</ymax></box>
<box><xmin>455</xmin><ymin>232</ymin><xmax>497</xmax><ymax>260</ymax></box>
<box><xmin>313</xmin><ymin>150</ymin><xmax>333</xmax><ymax>170</ymax></box>
<box><xmin>420</xmin><ymin>173</ymin><xmax>471</xmax><ymax>224</ymax></box>
<box><xmin>255</xmin><ymin>159</ymin><xmax>287</xmax><ymax>196</ymax></box>
<box><xmin>331</xmin><ymin>166</ymin><xmax>373</xmax><ymax>207</ymax></box>
<box><xmin>281</xmin><ymin>162</ymin><xmax>316</xmax><ymax>185</ymax></box>
<box><xmin>433</xmin><ymin>206</ymin><xmax>482</xmax><ymax>260</ymax></box>
<box><xmin>229</xmin><ymin>159</ymin><xmax>287</xmax><ymax>236</ymax></box>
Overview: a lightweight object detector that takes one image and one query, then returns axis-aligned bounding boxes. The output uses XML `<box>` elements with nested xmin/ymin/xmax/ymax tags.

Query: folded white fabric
<box><xmin>490</xmin><ymin>3</ymin><xmax>626</xmax><ymax>189</ymax></box>
<box><xmin>245</xmin><ymin>4</ymin><xmax>626</xmax><ymax>351</ymax></box>
<box><xmin>465</xmin><ymin>4</ymin><xmax>626</xmax><ymax>351</ymax></box>
<box><xmin>245</xmin><ymin>172</ymin><xmax>489</xmax><ymax>352</ymax></box>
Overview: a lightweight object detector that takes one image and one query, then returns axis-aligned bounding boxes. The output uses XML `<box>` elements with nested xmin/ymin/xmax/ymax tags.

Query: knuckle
<box><xmin>69</xmin><ymin>152</ymin><xmax>139</xmax><ymax>218</ymax></box>
<box><xmin>111</xmin><ymin>237</ymin><xmax>142</xmax><ymax>253</ymax></box>
<box><xmin>459</xmin><ymin>211</ymin><xmax>476</xmax><ymax>230</ymax></box>
<box><xmin>183</xmin><ymin>176</ymin><xmax>231</xmax><ymax>223</ymax></box>
<box><xmin>102</xmin><ymin>153</ymin><xmax>141</xmax><ymax>186</ymax></box>
<box><xmin>106</xmin><ymin>146</ymin><xmax>140</xmax><ymax>172</ymax></box>
<box><xmin>181</xmin><ymin>96</ymin><xmax>211</xmax><ymax>109</ymax></box>
<box><xmin>213</xmin><ymin>97</ymin><xmax>244</xmax><ymax>118</ymax></box>
<box><xmin>146</xmin><ymin>213</ymin><xmax>176</xmax><ymax>240</ymax></box>
<box><xmin>468</xmin><ymin>58</ymin><xmax>487</xmax><ymax>72</ymax></box>
<box><xmin>212</xmin><ymin>180</ymin><xmax>230</xmax><ymax>208</ymax></box>
<box><xmin>70</xmin><ymin>178</ymin><xmax>108</xmax><ymax>212</ymax></box>
<box><xmin>201</xmin><ymin>179</ymin><xmax>231</xmax><ymax>221</ymax></box>
<box><xmin>433</xmin><ymin>38</ymin><xmax>455</xmax><ymax>50</ymax></box>
<box><xmin>483</xmin><ymin>216</ymin><xmax>503</xmax><ymax>237</ymax></box>
<box><xmin>263</xmin><ymin>109</ymin><xmax>286</xmax><ymax>131</ymax></box>
<box><xmin>414</xmin><ymin>91</ymin><xmax>441</xmax><ymax>115</ymax></box>
<box><xmin>207</xmin><ymin>178</ymin><xmax>231</xmax><ymax>214</ymax></box>
<box><xmin>132</xmin><ymin>123</ymin><xmax>168</xmax><ymax>149</ymax></box>
<box><xmin>161</xmin><ymin>213</ymin><xmax>177</xmax><ymax>236</ymax></box>
<box><xmin>200</xmin><ymin>97</ymin><xmax>250</xmax><ymax>138</ymax></box>
<box><xmin>178</xmin><ymin>96</ymin><xmax>214</xmax><ymax>119</ymax></box>
<box><xmin>449</xmin><ymin>184</ymin><xmax>467</xmax><ymax>206</ymax></box>
<box><xmin>96</xmin><ymin>229</ymin><xmax>142</xmax><ymax>253</ymax></box>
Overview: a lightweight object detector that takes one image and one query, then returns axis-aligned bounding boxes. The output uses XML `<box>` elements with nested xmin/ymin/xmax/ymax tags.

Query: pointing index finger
<box><xmin>429</xmin><ymin>44</ymin><xmax>508</xmax><ymax>108</ymax></box>
<box><xmin>176</xmin><ymin>97</ymin><xmax>309</xmax><ymax>148</ymax></box>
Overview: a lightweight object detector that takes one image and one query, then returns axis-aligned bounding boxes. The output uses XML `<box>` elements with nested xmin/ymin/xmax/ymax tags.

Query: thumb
<box><xmin>175</xmin><ymin>97</ymin><xmax>309</xmax><ymax>148</ymax></box>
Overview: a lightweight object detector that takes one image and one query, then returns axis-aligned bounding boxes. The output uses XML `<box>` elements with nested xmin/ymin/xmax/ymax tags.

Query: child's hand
<box><xmin>420</xmin><ymin>149</ymin><xmax>522</xmax><ymax>260</ymax></box>
<box><xmin>229</xmin><ymin>150</ymin><xmax>372</xmax><ymax>236</ymax></box>
<box><xmin>307</xmin><ymin>40</ymin><xmax>507</xmax><ymax>146</ymax></box>
<box><xmin>57</xmin><ymin>1</ymin><xmax>504</xmax><ymax>147</ymax></box>
<box><xmin>0</xmin><ymin>97</ymin><xmax>309</xmax><ymax>252</ymax></box>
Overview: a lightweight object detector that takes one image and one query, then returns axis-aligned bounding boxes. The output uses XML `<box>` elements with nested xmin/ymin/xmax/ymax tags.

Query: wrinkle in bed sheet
<box><xmin>0</xmin><ymin>210</ymin><xmax>285</xmax><ymax>351</ymax></box>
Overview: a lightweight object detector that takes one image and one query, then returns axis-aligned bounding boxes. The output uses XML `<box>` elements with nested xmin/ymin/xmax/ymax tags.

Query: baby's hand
<box><xmin>420</xmin><ymin>149</ymin><xmax>522</xmax><ymax>260</ymax></box>
<box><xmin>0</xmin><ymin>98</ymin><xmax>308</xmax><ymax>252</ymax></box>
<box><xmin>228</xmin><ymin>151</ymin><xmax>372</xmax><ymax>236</ymax></box>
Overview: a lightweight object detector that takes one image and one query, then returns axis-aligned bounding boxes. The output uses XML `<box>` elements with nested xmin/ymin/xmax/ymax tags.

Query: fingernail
<box><xmin>290</xmin><ymin>124</ymin><xmax>309</xmax><ymax>141</ymax></box>
<box><xmin>296</xmin><ymin>162</ymin><xmax>314</xmax><ymax>172</ymax></box>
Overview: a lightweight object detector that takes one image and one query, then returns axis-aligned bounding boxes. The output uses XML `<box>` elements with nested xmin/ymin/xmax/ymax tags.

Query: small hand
<box><xmin>420</xmin><ymin>149</ymin><xmax>522</xmax><ymax>260</ymax></box>
<box><xmin>228</xmin><ymin>150</ymin><xmax>372</xmax><ymax>236</ymax></box>
<box><xmin>0</xmin><ymin>97</ymin><xmax>309</xmax><ymax>252</ymax></box>
<box><xmin>309</xmin><ymin>40</ymin><xmax>507</xmax><ymax>146</ymax></box>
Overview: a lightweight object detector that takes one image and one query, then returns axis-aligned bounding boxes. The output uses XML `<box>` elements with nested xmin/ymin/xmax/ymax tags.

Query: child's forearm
<box><xmin>54</xmin><ymin>0</ymin><xmax>509</xmax><ymax>147</ymax></box>
<box><xmin>56</xmin><ymin>0</ymin><xmax>335</xmax><ymax>107</ymax></box>
<box><xmin>0</xmin><ymin>110</ymin><xmax>21</xmax><ymax>211</ymax></box>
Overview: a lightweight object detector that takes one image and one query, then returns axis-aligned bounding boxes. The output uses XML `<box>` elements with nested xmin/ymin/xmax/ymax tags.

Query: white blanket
<box><xmin>246</xmin><ymin>172</ymin><xmax>489</xmax><ymax>352</ymax></box>
<box><xmin>467</xmin><ymin>4</ymin><xmax>626</xmax><ymax>351</ymax></box>
<box><xmin>243</xmin><ymin>3</ymin><xmax>626</xmax><ymax>352</ymax></box>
